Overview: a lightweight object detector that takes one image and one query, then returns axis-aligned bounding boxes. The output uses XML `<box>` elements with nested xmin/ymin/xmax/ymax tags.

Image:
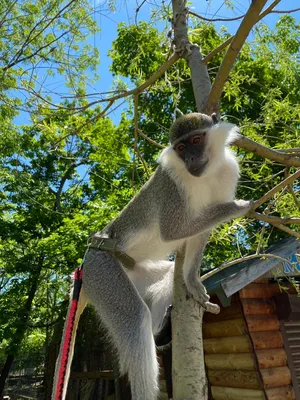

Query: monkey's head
<box><xmin>165</xmin><ymin>113</ymin><xmax>238</xmax><ymax>177</ymax></box>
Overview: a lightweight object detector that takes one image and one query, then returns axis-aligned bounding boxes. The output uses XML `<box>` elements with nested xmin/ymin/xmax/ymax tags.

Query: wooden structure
<box><xmin>58</xmin><ymin>237</ymin><xmax>300</xmax><ymax>400</ymax></box>
<box><xmin>202</xmin><ymin>237</ymin><xmax>300</xmax><ymax>400</ymax></box>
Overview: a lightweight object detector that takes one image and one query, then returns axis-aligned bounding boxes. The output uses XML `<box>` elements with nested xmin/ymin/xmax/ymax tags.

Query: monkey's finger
<box><xmin>204</xmin><ymin>301</ymin><xmax>220</xmax><ymax>314</ymax></box>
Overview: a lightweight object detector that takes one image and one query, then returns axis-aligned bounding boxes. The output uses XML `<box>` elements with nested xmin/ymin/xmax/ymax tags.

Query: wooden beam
<box><xmin>205</xmin><ymin>353</ymin><xmax>256</xmax><ymax>370</ymax></box>
<box><xmin>265</xmin><ymin>385</ymin><xmax>295</xmax><ymax>400</ymax></box>
<box><xmin>204</xmin><ymin>335</ymin><xmax>251</xmax><ymax>354</ymax></box>
<box><xmin>211</xmin><ymin>386</ymin><xmax>265</xmax><ymax>399</ymax></box>
<box><xmin>241</xmin><ymin>299</ymin><xmax>276</xmax><ymax>316</ymax></box>
<box><xmin>245</xmin><ymin>315</ymin><xmax>280</xmax><ymax>332</ymax></box>
<box><xmin>239</xmin><ymin>283</ymin><xmax>282</xmax><ymax>299</ymax></box>
<box><xmin>208</xmin><ymin>369</ymin><xmax>261</xmax><ymax>390</ymax></box>
<box><xmin>251</xmin><ymin>331</ymin><xmax>283</xmax><ymax>350</ymax></box>
<box><xmin>203</xmin><ymin>318</ymin><xmax>248</xmax><ymax>338</ymax></box>
<box><xmin>261</xmin><ymin>366</ymin><xmax>292</xmax><ymax>388</ymax></box>
<box><xmin>256</xmin><ymin>349</ymin><xmax>287</xmax><ymax>369</ymax></box>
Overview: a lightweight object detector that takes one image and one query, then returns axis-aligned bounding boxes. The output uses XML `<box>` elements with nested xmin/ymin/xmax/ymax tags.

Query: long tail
<box><xmin>51</xmin><ymin>270</ymin><xmax>87</xmax><ymax>400</ymax></box>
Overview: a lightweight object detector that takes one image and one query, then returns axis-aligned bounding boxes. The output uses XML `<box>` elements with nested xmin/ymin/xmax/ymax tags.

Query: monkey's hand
<box><xmin>185</xmin><ymin>279</ymin><xmax>220</xmax><ymax>314</ymax></box>
<box><xmin>234</xmin><ymin>199</ymin><xmax>253</xmax><ymax>217</ymax></box>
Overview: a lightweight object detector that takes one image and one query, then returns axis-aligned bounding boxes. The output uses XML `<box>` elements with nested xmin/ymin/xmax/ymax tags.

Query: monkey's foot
<box><xmin>204</xmin><ymin>301</ymin><xmax>220</xmax><ymax>314</ymax></box>
<box><xmin>185</xmin><ymin>281</ymin><xmax>220</xmax><ymax>314</ymax></box>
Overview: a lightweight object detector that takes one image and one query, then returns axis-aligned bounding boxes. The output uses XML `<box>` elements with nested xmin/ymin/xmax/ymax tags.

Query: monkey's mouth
<box><xmin>188</xmin><ymin>160</ymin><xmax>208</xmax><ymax>177</ymax></box>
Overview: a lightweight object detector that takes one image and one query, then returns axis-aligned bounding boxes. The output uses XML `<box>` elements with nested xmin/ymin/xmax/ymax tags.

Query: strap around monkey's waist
<box><xmin>89</xmin><ymin>236</ymin><xmax>135</xmax><ymax>270</ymax></box>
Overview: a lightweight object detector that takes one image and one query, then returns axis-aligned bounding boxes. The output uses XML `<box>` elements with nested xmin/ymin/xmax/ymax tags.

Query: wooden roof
<box><xmin>204</xmin><ymin>237</ymin><xmax>300</xmax><ymax>306</ymax></box>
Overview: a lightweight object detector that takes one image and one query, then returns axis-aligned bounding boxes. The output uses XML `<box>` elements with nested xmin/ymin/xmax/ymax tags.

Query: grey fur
<box><xmin>169</xmin><ymin>113</ymin><xmax>214</xmax><ymax>144</ymax></box>
<box><xmin>56</xmin><ymin>113</ymin><xmax>252</xmax><ymax>400</ymax></box>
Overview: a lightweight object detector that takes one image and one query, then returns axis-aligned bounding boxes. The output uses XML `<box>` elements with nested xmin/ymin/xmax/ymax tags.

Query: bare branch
<box><xmin>138</xmin><ymin>129</ymin><xmax>165</xmax><ymax>149</ymax></box>
<box><xmin>99</xmin><ymin>53</ymin><xmax>180</xmax><ymax>104</ymax></box>
<box><xmin>253</xmin><ymin>169</ymin><xmax>300</xmax><ymax>209</ymax></box>
<box><xmin>233</xmin><ymin>136</ymin><xmax>300</xmax><ymax>168</ymax></box>
<box><xmin>274</xmin><ymin>224</ymin><xmax>300</xmax><ymax>239</ymax></box>
<box><xmin>88</xmin><ymin>100</ymin><xmax>115</xmax><ymax>122</ymax></box>
<box><xmin>272</xmin><ymin>7</ymin><xmax>300</xmax><ymax>14</ymax></box>
<box><xmin>203</xmin><ymin>37</ymin><xmax>233</xmax><ymax>65</ymax></box>
<box><xmin>3</xmin><ymin>0</ymin><xmax>77</xmax><ymax>71</ymax></box>
<box><xmin>279</xmin><ymin>148</ymin><xmax>300</xmax><ymax>154</ymax></box>
<box><xmin>248</xmin><ymin>211</ymin><xmax>300</xmax><ymax>239</ymax></box>
<box><xmin>205</xmin><ymin>0</ymin><xmax>269</xmax><ymax>114</ymax></box>
<box><xmin>202</xmin><ymin>0</ymin><xmax>281</xmax><ymax>67</ymax></box>
<box><xmin>285</xmin><ymin>168</ymin><xmax>300</xmax><ymax>211</ymax></box>
<box><xmin>0</xmin><ymin>0</ymin><xmax>18</xmax><ymax>28</ymax></box>
<box><xmin>189</xmin><ymin>10</ymin><xmax>245</xmax><ymax>22</ymax></box>
<box><xmin>189</xmin><ymin>3</ymin><xmax>298</xmax><ymax>25</ymax></box>
<box><xmin>3</xmin><ymin>31</ymin><xmax>69</xmax><ymax>72</ymax></box>
<box><xmin>133</xmin><ymin>95</ymin><xmax>150</xmax><ymax>178</ymax></box>
<box><xmin>249</xmin><ymin>211</ymin><xmax>300</xmax><ymax>226</ymax></box>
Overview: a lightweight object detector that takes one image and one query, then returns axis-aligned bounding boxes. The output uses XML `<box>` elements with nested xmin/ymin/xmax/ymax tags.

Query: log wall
<box><xmin>240</xmin><ymin>280</ymin><xmax>296</xmax><ymax>400</ymax></box>
<box><xmin>203</xmin><ymin>295</ymin><xmax>265</xmax><ymax>400</ymax></box>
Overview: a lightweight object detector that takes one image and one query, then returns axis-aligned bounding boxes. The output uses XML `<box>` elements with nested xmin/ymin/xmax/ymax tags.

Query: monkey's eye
<box><xmin>192</xmin><ymin>135</ymin><xmax>202</xmax><ymax>144</ymax></box>
<box><xmin>175</xmin><ymin>143</ymin><xmax>185</xmax><ymax>153</ymax></box>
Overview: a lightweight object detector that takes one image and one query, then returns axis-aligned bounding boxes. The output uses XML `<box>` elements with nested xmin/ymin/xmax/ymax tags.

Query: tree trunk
<box><xmin>0</xmin><ymin>264</ymin><xmax>42</xmax><ymax>397</ymax></box>
<box><xmin>171</xmin><ymin>0</ymin><xmax>211</xmax><ymax>397</ymax></box>
<box><xmin>172</xmin><ymin>250</ymin><xmax>208</xmax><ymax>399</ymax></box>
<box><xmin>171</xmin><ymin>1</ymin><xmax>270</xmax><ymax>398</ymax></box>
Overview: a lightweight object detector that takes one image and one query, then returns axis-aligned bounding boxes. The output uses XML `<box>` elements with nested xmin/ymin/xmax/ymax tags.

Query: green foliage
<box><xmin>0</xmin><ymin>0</ymin><xmax>99</xmax><ymax>118</ymax></box>
<box><xmin>0</xmin><ymin>8</ymin><xmax>299</xmax><ymax>376</ymax></box>
<box><xmin>109</xmin><ymin>16</ymin><xmax>300</xmax><ymax>263</ymax></box>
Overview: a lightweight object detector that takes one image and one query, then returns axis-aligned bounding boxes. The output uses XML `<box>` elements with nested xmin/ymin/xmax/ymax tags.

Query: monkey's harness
<box><xmin>53</xmin><ymin>237</ymin><xmax>135</xmax><ymax>400</ymax></box>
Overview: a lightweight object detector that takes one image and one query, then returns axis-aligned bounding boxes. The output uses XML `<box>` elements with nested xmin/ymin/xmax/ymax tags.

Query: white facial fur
<box><xmin>159</xmin><ymin>121</ymin><xmax>239</xmax><ymax>178</ymax></box>
<box><xmin>159</xmin><ymin>121</ymin><xmax>240</xmax><ymax>214</ymax></box>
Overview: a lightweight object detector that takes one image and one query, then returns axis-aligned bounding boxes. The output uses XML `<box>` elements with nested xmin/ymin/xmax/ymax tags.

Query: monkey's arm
<box><xmin>161</xmin><ymin>200</ymin><xmax>252</xmax><ymax>242</ymax></box>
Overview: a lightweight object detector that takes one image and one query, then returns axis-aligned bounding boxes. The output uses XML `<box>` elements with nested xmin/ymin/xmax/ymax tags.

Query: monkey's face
<box><xmin>173</xmin><ymin>131</ymin><xmax>208</xmax><ymax>177</ymax></box>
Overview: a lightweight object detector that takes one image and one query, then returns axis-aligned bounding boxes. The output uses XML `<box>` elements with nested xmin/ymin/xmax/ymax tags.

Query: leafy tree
<box><xmin>0</xmin><ymin>107</ymin><xmax>134</xmax><ymax>393</ymax></box>
<box><xmin>0</xmin><ymin>0</ymin><xmax>299</xmax><ymax>399</ymax></box>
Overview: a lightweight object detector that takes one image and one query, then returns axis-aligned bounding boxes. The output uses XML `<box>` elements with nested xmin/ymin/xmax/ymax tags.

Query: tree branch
<box><xmin>234</xmin><ymin>136</ymin><xmax>300</xmax><ymax>167</ymax></box>
<box><xmin>3</xmin><ymin>0</ymin><xmax>77</xmax><ymax>71</ymax></box>
<box><xmin>138</xmin><ymin>129</ymin><xmax>165</xmax><ymax>149</ymax></box>
<box><xmin>205</xmin><ymin>0</ymin><xmax>269</xmax><ymax>114</ymax></box>
<box><xmin>203</xmin><ymin>37</ymin><xmax>233</xmax><ymax>64</ymax></box>
<box><xmin>253</xmin><ymin>169</ymin><xmax>300</xmax><ymax>209</ymax></box>
<box><xmin>248</xmin><ymin>211</ymin><xmax>300</xmax><ymax>239</ymax></box>
<box><xmin>202</xmin><ymin>0</ymin><xmax>281</xmax><ymax>68</ymax></box>
<box><xmin>55</xmin><ymin>161</ymin><xmax>86</xmax><ymax>211</ymax></box>
<box><xmin>133</xmin><ymin>95</ymin><xmax>150</xmax><ymax>178</ymax></box>
<box><xmin>272</xmin><ymin>7</ymin><xmax>300</xmax><ymax>14</ymax></box>
<box><xmin>189</xmin><ymin>10</ymin><xmax>245</xmax><ymax>22</ymax></box>
<box><xmin>98</xmin><ymin>53</ymin><xmax>180</xmax><ymax>104</ymax></box>
<box><xmin>285</xmin><ymin>168</ymin><xmax>300</xmax><ymax>211</ymax></box>
<box><xmin>274</xmin><ymin>224</ymin><xmax>300</xmax><ymax>239</ymax></box>
<box><xmin>3</xmin><ymin>31</ymin><xmax>69</xmax><ymax>72</ymax></box>
<box><xmin>249</xmin><ymin>211</ymin><xmax>300</xmax><ymax>226</ymax></box>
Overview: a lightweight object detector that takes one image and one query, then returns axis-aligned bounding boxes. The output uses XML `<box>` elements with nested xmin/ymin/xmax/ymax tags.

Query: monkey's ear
<box><xmin>211</xmin><ymin>113</ymin><xmax>218</xmax><ymax>124</ymax></box>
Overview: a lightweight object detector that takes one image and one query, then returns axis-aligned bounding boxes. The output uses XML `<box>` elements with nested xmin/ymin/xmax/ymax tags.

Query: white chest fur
<box><xmin>166</xmin><ymin>147</ymin><xmax>239</xmax><ymax>216</ymax></box>
<box><xmin>124</xmin><ymin>132</ymin><xmax>240</xmax><ymax>263</ymax></box>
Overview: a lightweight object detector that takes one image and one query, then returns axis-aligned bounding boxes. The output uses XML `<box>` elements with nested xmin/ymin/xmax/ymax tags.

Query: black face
<box><xmin>173</xmin><ymin>132</ymin><xmax>208</xmax><ymax>177</ymax></box>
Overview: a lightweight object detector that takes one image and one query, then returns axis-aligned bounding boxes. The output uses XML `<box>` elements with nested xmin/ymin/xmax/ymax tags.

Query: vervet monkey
<box><xmin>52</xmin><ymin>113</ymin><xmax>252</xmax><ymax>400</ymax></box>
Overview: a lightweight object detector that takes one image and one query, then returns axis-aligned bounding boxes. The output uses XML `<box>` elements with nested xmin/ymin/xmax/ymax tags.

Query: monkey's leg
<box><xmin>127</xmin><ymin>261</ymin><xmax>174</xmax><ymax>336</ymax></box>
<box><xmin>82</xmin><ymin>249</ymin><xmax>159</xmax><ymax>400</ymax></box>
